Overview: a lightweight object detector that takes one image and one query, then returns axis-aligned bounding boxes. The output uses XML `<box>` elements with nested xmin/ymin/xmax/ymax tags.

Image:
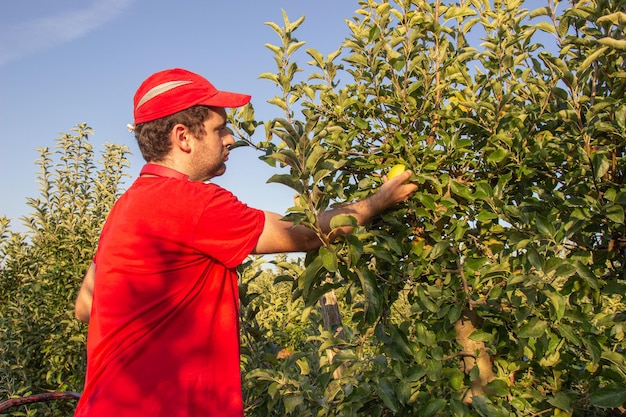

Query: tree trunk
<box><xmin>320</xmin><ymin>290</ymin><xmax>345</xmax><ymax>379</ymax></box>
<box><xmin>454</xmin><ymin>308</ymin><xmax>495</xmax><ymax>403</ymax></box>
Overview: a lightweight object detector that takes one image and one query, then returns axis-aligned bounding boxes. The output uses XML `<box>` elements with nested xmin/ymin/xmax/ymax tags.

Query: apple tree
<box><xmin>234</xmin><ymin>0</ymin><xmax>625</xmax><ymax>415</ymax></box>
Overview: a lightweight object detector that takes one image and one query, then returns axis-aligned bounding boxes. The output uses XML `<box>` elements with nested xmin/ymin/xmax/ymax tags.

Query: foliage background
<box><xmin>1</xmin><ymin>0</ymin><xmax>625</xmax><ymax>416</ymax></box>
<box><xmin>0</xmin><ymin>125</ymin><xmax>129</xmax><ymax>416</ymax></box>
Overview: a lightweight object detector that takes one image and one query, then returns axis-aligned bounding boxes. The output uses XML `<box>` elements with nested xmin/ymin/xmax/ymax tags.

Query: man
<box><xmin>74</xmin><ymin>68</ymin><xmax>416</xmax><ymax>416</ymax></box>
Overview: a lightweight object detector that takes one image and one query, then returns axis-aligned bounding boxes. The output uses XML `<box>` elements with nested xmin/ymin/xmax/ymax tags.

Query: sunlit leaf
<box><xmin>266</xmin><ymin>173</ymin><xmax>304</xmax><ymax>193</ymax></box>
<box><xmin>518</xmin><ymin>318</ymin><xmax>548</xmax><ymax>338</ymax></box>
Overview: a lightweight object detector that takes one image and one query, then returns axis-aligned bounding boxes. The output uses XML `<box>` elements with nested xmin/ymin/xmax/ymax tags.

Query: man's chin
<box><xmin>209</xmin><ymin>165</ymin><xmax>227</xmax><ymax>179</ymax></box>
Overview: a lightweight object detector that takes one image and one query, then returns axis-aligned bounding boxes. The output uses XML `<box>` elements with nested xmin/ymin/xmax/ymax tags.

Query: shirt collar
<box><xmin>139</xmin><ymin>163</ymin><xmax>189</xmax><ymax>180</ymax></box>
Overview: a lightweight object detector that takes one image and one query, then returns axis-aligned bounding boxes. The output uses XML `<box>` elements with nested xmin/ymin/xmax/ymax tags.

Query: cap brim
<box><xmin>201</xmin><ymin>91</ymin><xmax>251</xmax><ymax>108</ymax></box>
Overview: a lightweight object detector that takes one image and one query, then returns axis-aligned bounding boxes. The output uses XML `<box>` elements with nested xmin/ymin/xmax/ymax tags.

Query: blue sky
<box><xmin>0</xmin><ymin>0</ymin><xmax>359</xmax><ymax>230</ymax></box>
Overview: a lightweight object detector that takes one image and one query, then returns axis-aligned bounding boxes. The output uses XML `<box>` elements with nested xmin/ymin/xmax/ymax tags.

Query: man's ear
<box><xmin>171</xmin><ymin>124</ymin><xmax>192</xmax><ymax>153</ymax></box>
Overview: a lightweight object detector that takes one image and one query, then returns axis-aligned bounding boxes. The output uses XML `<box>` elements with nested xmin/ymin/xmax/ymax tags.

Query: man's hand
<box><xmin>378</xmin><ymin>169</ymin><xmax>418</xmax><ymax>208</ymax></box>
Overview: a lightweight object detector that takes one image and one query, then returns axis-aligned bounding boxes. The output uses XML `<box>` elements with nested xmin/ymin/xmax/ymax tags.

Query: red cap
<box><xmin>133</xmin><ymin>68</ymin><xmax>252</xmax><ymax>124</ymax></box>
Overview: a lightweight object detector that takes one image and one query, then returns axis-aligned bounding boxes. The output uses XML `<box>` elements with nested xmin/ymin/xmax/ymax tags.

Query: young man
<box><xmin>74</xmin><ymin>68</ymin><xmax>416</xmax><ymax>417</ymax></box>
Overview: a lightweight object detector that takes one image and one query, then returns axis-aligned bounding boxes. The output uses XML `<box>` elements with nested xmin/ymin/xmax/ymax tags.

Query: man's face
<box><xmin>189</xmin><ymin>107</ymin><xmax>234</xmax><ymax>181</ymax></box>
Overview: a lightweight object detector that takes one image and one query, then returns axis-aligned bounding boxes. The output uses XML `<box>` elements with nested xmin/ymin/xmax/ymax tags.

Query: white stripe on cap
<box><xmin>136</xmin><ymin>80</ymin><xmax>192</xmax><ymax>109</ymax></box>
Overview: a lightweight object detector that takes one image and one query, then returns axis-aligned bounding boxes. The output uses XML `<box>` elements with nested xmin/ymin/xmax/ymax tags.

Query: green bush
<box><xmin>0</xmin><ymin>124</ymin><xmax>130</xmax><ymax>416</ymax></box>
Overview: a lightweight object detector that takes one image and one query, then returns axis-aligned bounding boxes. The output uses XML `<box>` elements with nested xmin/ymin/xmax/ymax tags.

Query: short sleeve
<box><xmin>192</xmin><ymin>185</ymin><xmax>265</xmax><ymax>268</ymax></box>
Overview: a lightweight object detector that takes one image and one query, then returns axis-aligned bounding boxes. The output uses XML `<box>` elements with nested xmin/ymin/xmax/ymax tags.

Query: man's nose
<box><xmin>223</xmin><ymin>132</ymin><xmax>235</xmax><ymax>147</ymax></box>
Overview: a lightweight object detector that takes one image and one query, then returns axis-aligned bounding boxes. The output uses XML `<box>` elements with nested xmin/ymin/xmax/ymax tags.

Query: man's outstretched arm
<box><xmin>253</xmin><ymin>170</ymin><xmax>417</xmax><ymax>254</ymax></box>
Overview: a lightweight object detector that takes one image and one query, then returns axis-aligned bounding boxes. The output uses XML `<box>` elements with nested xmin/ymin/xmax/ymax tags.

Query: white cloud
<box><xmin>0</xmin><ymin>0</ymin><xmax>137</xmax><ymax>66</ymax></box>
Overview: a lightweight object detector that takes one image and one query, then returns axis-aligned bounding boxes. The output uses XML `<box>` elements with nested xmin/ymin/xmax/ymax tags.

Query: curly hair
<box><xmin>134</xmin><ymin>105</ymin><xmax>212</xmax><ymax>162</ymax></box>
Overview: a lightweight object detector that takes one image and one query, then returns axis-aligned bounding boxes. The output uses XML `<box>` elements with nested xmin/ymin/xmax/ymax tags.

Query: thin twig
<box><xmin>0</xmin><ymin>392</ymin><xmax>81</xmax><ymax>412</ymax></box>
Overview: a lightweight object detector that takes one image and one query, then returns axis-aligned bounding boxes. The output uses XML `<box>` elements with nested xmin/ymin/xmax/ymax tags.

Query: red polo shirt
<box><xmin>75</xmin><ymin>164</ymin><xmax>265</xmax><ymax>417</ymax></box>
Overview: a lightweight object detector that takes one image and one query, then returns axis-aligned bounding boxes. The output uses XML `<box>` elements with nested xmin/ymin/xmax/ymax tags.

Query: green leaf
<box><xmin>534</xmin><ymin>21</ymin><xmax>556</xmax><ymax>35</ymax></box>
<box><xmin>375</xmin><ymin>377</ymin><xmax>399</xmax><ymax>412</ymax></box>
<box><xmin>266</xmin><ymin>173</ymin><xmax>303</xmax><ymax>193</ymax></box>
<box><xmin>589</xmin><ymin>384</ymin><xmax>626</xmax><ymax>408</ymax></box>
<box><xmin>447</xmin><ymin>368</ymin><xmax>465</xmax><ymax>390</ymax></box>
<box><xmin>266</xmin><ymin>148</ymin><xmax>300</xmax><ymax>170</ymax></box>
<box><xmin>597</xmin><ymin>11</ymin><xmax>626</xmax><ymax>25</ymax></box>
<box><xmin>546</xmin><ymin>290</ymin><xmax>566</xmax><ymax>321</ymax></box>
<box><xmin>426</xmin><ymin>358</ymin><xmax>443</xmax><ymax>381</ymax></box>
<box><xmin>476</xmin><ymin>210</ymin><xmax>499</xmax><ymax>222</ymax></box>
<box><xmin>430</xmin><ymin>241</ymin><xmax>450</xmax><ymax>260</ymax></box>
<box><xmin>582</xmin><ymin>337</ymin><xmax>602</xmax><ymax>364</ymax></box>
<box><xmin>305</xmin><ymin>144</ymin><xmax>326</xmax><ymax>172</ymax></box>
<box><xmin>487</xmin><ymin>148</ymin><xmax>508</xmax><ymax>163</ymax></box>
<box><xmin>470</xmin><ymin>329</ymin><xmax>494</xmax><ymax>342</ymax></box>
<box><xmin>417</xmin><ymin>192</ymin><xmax>437</xmax><ymax>210</ymax></box>
<box><xmin>267</xmin><ymin>96</ymin><xmax>287</xmax><ymax>110</ymax></box>
<box><xmin>344</xmin><ymin>53</ymin><xmax>368</xmax><ymax>66</ymax></box>
<box><xmin>574</xmin><ymin>261</ymin><xmax>600</xmax><ymax>290</ymax></box>
<box><xmin>606</xmin><ymin>204</ymin><xmax>625</xmax><ymax>224</ymax></box>
<box><xmin>580</xmin><ymin>46</ymin><xmax>610</xmax><ymax>72</ymax></box>
<box><xmin>283</xmin><ymin>394</ymin><xmax>304</xmax><ymax>413</ymax></box>
<box><xmin>529</xmin><ymin>6</ymin><xmax>550</xmax><ymax>18</ymax></box>
<box><xmin>527</xmin><ymin>247</ymin><xmax>544</xmax><ymax>270</ymax></box>
<box><xmin>273</xmin><ymin>274</ymin><xmax>294</xmax><ymax>284</ymax></box>
<box><xmin>418</xmin><ymin>286</ymin><xmax>439</xmax><ymax>313</ymax></box>
<box><xmin>598</xmin><ymin>37</ymin><xmax>626</xmax><ymax>51</ymax></box>
<box><xmin>450</xmin><ymin>398</ymin><xmax>469</xmax><ymax>416</ymax></box>
<box><xmin>518</xmin><ymin>318</ymin><xmax>547</xmax><ymax>338</ymax></box>
<box><xmin>450</xmin><ymin>180</ymin><xmax>475</xmax><ymax>201</ymax></box>
<box><xmin>258</xmin><ymin>72</ymin><xmax>279</xmax><ymax>83</ymax></box>
<box><xmin>296</xmin><ymin>357</ymin><xmax>310</xmax><ymax>375</ymax></box>
<box><xmin>313</xmin><ymin>167</ymin><xmax>335</xmax><ymax>184</ymax></box>
<box><xmin>602</xmin><ymin>351</ymin><xmax>626</xmax><ymax>374</ymax></box>
<box><xmin>387</xmin><ymin>323</ymin><xmax>414</xmax><ymax>357</ymax></box>
<box><xmin>346</xmin><ymin>234</ymin><xmax>364</xmax><ymax>266</ymax></box>
<box><xmin>319</xmin><ymin>246</ymin><xmax>337</xmax><ymax>272</ymax></box>
<box><xmin>382</xmin><ymin>234</ymin><xmax>403</xmax><ymax>255</ymax></box>
<box><xmin>299</xmin><ymin>256</ymin><xmax>325</xmax><ymax>300</ymax></box>
<box><xmin>330</xmin><ymin>214</ymin><xmax>356</xmax><ymax>230</ymax></box>
<box><xmin>547</xmin><ymin>392</ymin><xmax>571</xmax><ymax>411</ymax></box>
<box><xmin>306</xmin><ymin>48</ymin><xmax>324</xmax><ymax>66</ymax></box>
<box><xmin>421</xmin><ymin>398</ymin><xmax>447</xmax><ymax>416</ymax></box>
<box><xmin>354</xmin><ymin>117</ymin><xmax>369</xmax><ymax>129</ymax></box>
<box><xmin>474</xmin><ymin>181</ymin><xmax>493</xmax><ymax>199</ymax></box>
<box><xmin>356</xmin><ymin>269</ymin><xmax>382</xmax><ymax>323</ymax></box>
<box><xmin>592</xmin><ymin>152</ymin><xmax>610</xmax><ymax>179</ymax></box>
<box><xmin>471</xmin><ymin>395</ymin><xmax>510</xmax><ymax>417</ymax></box>
<box><xmin>368</xmin><ymin>26</ymin><xmax>381</xmax><ymax>43</ymax></box>
<box><xmin>486</xmin><ymin>379</ymin><xmax>509</xmax><ymax>397</ymax></box>
<box><xmin>536</xmin><ymin>216</ymin><xmax>555</xmax><ymax>238</ymax></box>
<box><xmin>273</xmin><ymin>118</ymin><xmax>300</xmax><ymax>149</ymax></box>
<box><xmin>286</xmin><ymin>41</ymin><xmax>306</xmax><ymax>56</ymax></box>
